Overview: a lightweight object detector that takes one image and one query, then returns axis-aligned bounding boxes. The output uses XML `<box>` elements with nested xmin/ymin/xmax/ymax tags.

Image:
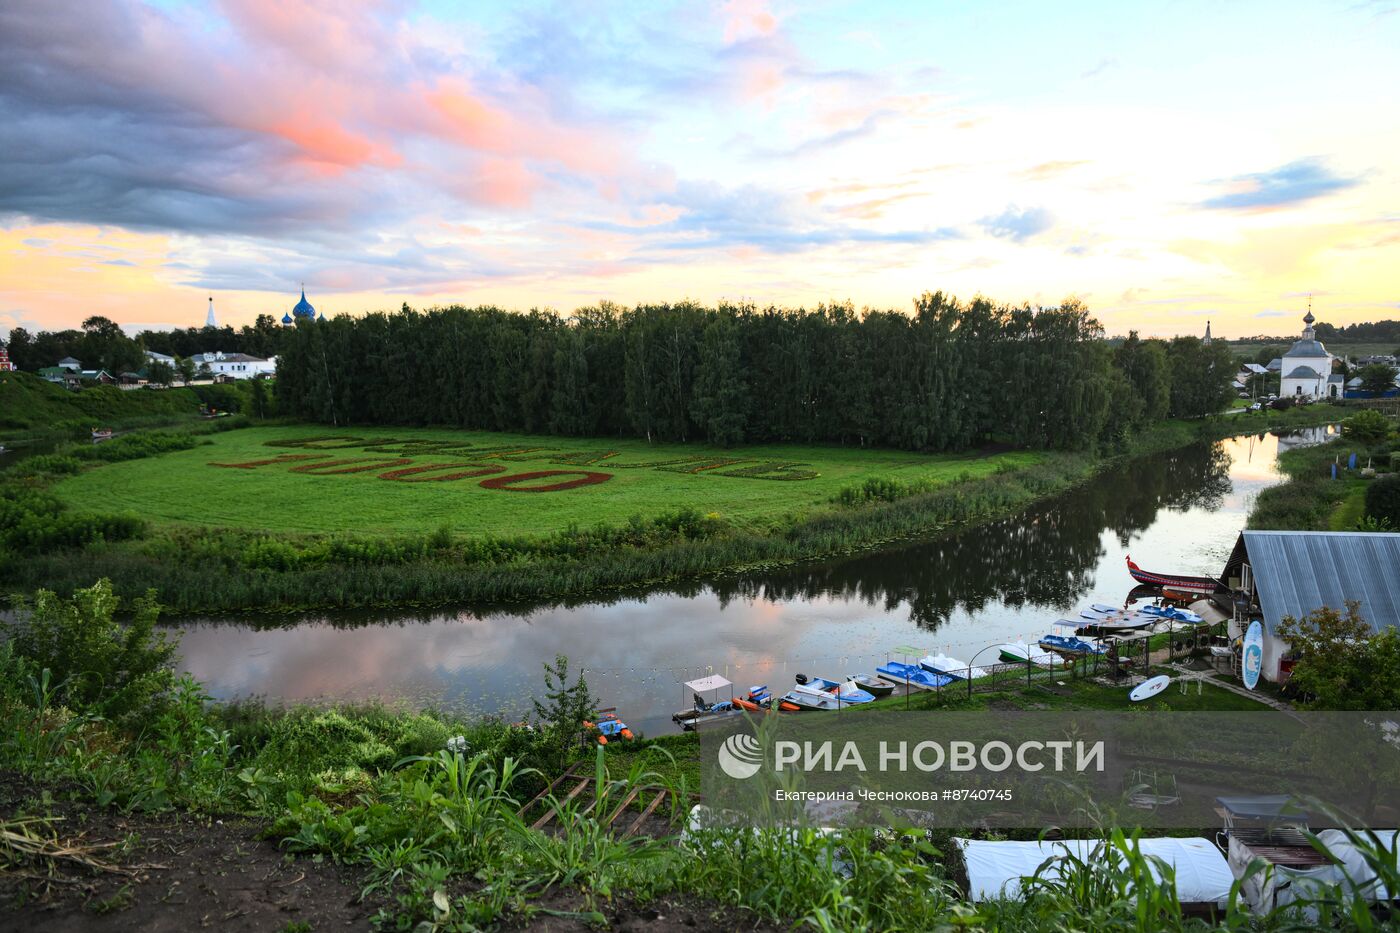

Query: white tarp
<box><xmin>1315</xmin><ymin>828</ymin><xmax>1399</xmax><ymax>902</ymax></box>
<box><xmin>1229</xmin><ymin>829</ymin><xmax>1399</xmax><ymax>913</ymax></box>
<box><xmin>957</xmin><ymin>837</ymin><xmax>1236</xmax><ymax>905</ymax></box>
<box><xmin>683</xmin><ymin>674</ymin><xmax>732</xmax><ymax>694</ymax></box>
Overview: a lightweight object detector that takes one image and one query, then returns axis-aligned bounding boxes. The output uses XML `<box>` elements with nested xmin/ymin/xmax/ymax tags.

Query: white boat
<box><xmin>996</xmin><ymin>641</ymin><xmax>1062</xmax><ymax>668</ymax></box>
<box><xmin>919</xmin><ymin>653</ymin><xmax>989</xmax><ymax>680</ymax></box>
<box><xmin>1076</xmin><ymin>609</ymin><xmax>1157</xmax><ymax>631</ymax></box>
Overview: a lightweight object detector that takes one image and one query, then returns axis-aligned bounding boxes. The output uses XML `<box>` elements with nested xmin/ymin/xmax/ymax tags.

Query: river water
<box><xmin>173</xmin><ymin>427</ymin><xmax>1334</xmax><ymax>733</ymax></box>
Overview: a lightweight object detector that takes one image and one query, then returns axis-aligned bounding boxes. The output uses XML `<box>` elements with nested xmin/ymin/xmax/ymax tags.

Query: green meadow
<box><xmin>49</xmin><ymin>424</ymin><xmax>1044</xmax><ymax>537</ymax></box>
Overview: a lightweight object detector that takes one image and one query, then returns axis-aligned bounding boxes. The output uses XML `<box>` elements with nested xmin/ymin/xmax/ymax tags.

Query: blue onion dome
<box><xmin>281</xmin><ymin>312</ymin><xmax>294</xmax><ymax>325</ymax></box>
<box><xmin>292</xmin><ymin>288</ymin><xmax>316</xmax><ymax>319</ymax></box>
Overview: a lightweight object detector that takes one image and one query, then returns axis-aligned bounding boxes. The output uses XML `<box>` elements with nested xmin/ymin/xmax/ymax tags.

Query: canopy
<box><xmin>1216</xmin><ymin>794</ymin><xmax>1310</xmax><ymax>821</ymax></box>
<box><xmin>956</xmin><ymin>837</ymin><xmax>1235</xmax><ymax>906</ymax></box>
<box><xmin>684</xmin><ymin>675</ymin><xmax>732</xmax><ymax>694</ymax></box>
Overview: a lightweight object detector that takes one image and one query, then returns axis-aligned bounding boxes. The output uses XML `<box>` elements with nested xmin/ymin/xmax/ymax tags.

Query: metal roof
<box><xmin>1284</xmin><ymin>365</ymin><xmax>1323</xmax><ymax>379</ymax></box>
<box><xmin>1240</xmin><ymin>531</ymin><xmax>1400</xmax><ymax>635</ymax></box>
<box><xmin>1284</xmin><ymin>338</ymin><xmax>1329</xmax><ymax>358</ymax></box>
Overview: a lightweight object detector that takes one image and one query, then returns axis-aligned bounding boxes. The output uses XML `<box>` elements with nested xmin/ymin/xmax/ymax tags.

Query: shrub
<box><xmin>1365</xmin><ymin>474</ymin><xmax>1400</xmax><ymax>527</ymax></box>
<box><xmin>7</xmin><ymin>580</ymin><xmax>178</xmax><ymax>725</ymax></box>
<box><xmin>1342</xmin><ymin>409</ymin><xmax>1395</xmax><ymax>445</ymax></box>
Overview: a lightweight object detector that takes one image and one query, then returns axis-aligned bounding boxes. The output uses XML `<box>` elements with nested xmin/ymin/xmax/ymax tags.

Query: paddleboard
<box><xmin>1242</xmin><ymin>621</ymin><xmax>1263</xmax><ymax>690</ymax></box>
<box><xmin>1129</xmin><ymin>674</ymin><xmax>1171</xmax><ymax>702</ymax></box>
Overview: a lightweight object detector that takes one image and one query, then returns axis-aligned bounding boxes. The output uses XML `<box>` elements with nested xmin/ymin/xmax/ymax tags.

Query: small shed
<box><xmin>1222</xmin><ymin>531</ymin><xmax>1400</xmax><ymax>682</ymax></box>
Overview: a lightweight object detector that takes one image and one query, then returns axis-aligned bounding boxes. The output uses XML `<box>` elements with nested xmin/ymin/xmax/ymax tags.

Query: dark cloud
<box><xmin>1200</xmin><ymin>159</ymin><xmax>1360</xmax><ymax>210</ymax></box>
<box><xmin>978</xmin><ymin>205</ymin><xmax>1054</xmax><ymax>243</ymax></box>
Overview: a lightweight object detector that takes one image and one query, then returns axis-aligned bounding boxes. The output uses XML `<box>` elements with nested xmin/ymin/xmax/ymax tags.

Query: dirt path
<box><xmin>1</xmin><ymin>772</ymin><xmax>377</xmax><ymax>932</ymax></box>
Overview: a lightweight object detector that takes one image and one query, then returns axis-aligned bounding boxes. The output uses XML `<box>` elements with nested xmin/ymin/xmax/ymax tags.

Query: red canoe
<box><xmin>1125</xmin><ymin>556</ymin><xmax>1224</xmax><ymax>595</ymax></box>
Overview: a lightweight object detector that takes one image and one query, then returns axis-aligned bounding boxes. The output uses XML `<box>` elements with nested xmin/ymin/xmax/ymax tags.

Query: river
<box><xmin>172</xmin><ymin>426</ymin><xmax>1334</xmax><ymax>733</ymax></box>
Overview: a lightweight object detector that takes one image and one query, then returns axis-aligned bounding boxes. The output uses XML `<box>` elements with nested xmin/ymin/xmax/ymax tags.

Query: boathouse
<box><xmin>1221</xmin><ymin>531</ymin><xmax>1400</xmax><ymax>682</ymax></box>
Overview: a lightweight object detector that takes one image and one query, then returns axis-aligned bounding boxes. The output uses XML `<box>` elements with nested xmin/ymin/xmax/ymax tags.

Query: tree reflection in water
<box><xmin>710</xmin><ymin>441</ymin><xmax>1235</xmax><ymax>632</ymax></box>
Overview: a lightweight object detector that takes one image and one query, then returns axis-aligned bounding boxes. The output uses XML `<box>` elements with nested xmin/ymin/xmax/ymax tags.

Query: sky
<box><xmin>0</xmin><ymin>0</ymin><xmax>1397</xmax><ymax>340</ymax></box>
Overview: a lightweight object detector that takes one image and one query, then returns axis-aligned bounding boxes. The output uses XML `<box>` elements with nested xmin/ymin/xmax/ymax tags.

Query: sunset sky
<box><xmin>1</xmin><ymin>0</ymin><xmax>1396</xmax><ymax>340</ymax></box>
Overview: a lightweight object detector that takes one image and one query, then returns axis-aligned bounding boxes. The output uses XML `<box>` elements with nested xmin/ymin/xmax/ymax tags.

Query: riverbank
<box><xmin>1247</xmin><ymin>414</ymin><xmax>1400</xmax><ymax>531</ymax></box>
<box><xmin>1</xmin><ymin>583</ymin><xmax>1311</xmax><ymax>932</ymax></box>
<box><xmin>2</xmin><ymin>405</ymin><xmax>1344</xmax><ymax>614</ymax></box>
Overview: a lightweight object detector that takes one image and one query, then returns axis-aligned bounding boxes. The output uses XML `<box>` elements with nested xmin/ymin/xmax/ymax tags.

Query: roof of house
<box><xmin>1267</xmin><ymin>358</ymin><xmax>1283</xmax><ymax>371</ymax></box>
<box><xmin>37</xmin><ymin>366</ymin><xmax>70</xmax><ymax>377</ymax></box>
<box><xmin>57</xmin><ymin>356</ymin><xmax>82</xmax><ymax>366</ymax></box>
<box><xmin>1243</xmin><ymin>363</ymin><xmax>1269</xmax><ymax>374</ymax></box>
<box><xmin>1228</xmin><ymin>531</ymin><xmax>1400</xmax><ymax>635</ymax></box>
<box><xmin>1284</xmin><ymin>365</ymin><xmax>1324</xmax><ymax>379</ymax></box>
<box><xmin>218</xmin><ymin>353</ymin><xmax>268</xmax><ymax>363</ymax></box>
<box><xmin>1328</xmin><ymin>374</ymin><xmax>1344</xmax><ymax>384</ymax></box>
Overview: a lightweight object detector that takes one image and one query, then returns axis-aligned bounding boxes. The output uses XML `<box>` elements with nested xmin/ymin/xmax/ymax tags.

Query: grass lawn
<box><xmin>1328</xmin><ymin>481</ymin><xmax>1370</xmax><ymax>530</ymax></box>
<box><xmin>48</xmin><ymin>424</ymin><xmax>1045</xmax><ymax>537</ymax></box>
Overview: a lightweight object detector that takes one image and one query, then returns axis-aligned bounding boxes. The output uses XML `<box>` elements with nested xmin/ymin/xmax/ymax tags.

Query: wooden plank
<box><xmin>516</xmin><ymin>762</ymin><xmax>581</xmax><ymax>817</ymax></box>
<box><xmin>620</xmin><ymin>789</ymin><xmax>667</xmax><ymax>840</ymax></box>
<box><xmin>530</xmin><ymin>778</ymin><xmax>590</xmax><ymax>831</ymax></box>
<box><xmin>602</xmin><ymin>785</ymin><xmax>644</xmax><ymax>827</ymax></box>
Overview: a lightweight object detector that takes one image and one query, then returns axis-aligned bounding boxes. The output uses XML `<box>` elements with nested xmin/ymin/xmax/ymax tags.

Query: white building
<box><xmin>1278</xmin><ymin>310</ymin><xmax>1342</xmax><ymax>400</ymax></box>
<box><xmin>189</xmin><ymin>351</ymin><xmax>276</xmax><ymax>379</ymax></box>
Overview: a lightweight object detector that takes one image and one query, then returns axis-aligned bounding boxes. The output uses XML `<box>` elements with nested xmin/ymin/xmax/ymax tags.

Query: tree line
<box><xmin>3</xmin><ymin>315</ymin><xmax>289</xmax><ymax>375</ymax></box>
<box><xmin>273</xmin><ymin>295</ymin><xmax>1237</xmax><ymax>452</ymax></box>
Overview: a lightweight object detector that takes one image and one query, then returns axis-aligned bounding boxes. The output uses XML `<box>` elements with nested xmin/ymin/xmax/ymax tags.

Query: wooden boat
<box><xmin>91</xmin><ymin>428</ymin><xmax>113</xmax><ymax>440</ymax></box>
<box><xmin>919</xmin><ymin>653</ymin><xmax>989</xmax><ymax>680</ymax></box>
<box><xmin>876</xmin><ymin>662</ymin><xmax>953</xmax><ymax>691</ymax></box>
<box><xmin>846</xmin><ymin>674</ymin><xmax>895</xmax><ymax>698</ymax></box>
<box><xmin>1125</xmin><ymin>555</ymin><xmax>1224</xmax><ymax>595</ymax></box>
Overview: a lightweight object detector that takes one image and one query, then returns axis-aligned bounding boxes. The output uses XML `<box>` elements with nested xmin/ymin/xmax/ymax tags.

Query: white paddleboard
<box><xmin>1129</xmin><ymin>674</ymin><xmax>1171</xmax><ymax>702</ymax></box>
<box><xmin>1242</xmin><ymin>621</ymin><xmax>1263</xmax><ymax>690</ymax></box>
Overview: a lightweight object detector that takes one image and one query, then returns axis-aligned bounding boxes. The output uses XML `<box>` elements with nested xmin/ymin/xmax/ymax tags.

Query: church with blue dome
<box><xmin>282</xmin><ymin>287</ymin><xmax>322</xmax><ymax>325</ymax></box>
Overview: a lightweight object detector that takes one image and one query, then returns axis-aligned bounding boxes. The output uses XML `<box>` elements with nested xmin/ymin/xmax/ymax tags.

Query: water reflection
<box><xmin>172</xmin><ymin>426</ymin><xmax>1333</xmax><ymax>732</ymax></box>
<box><xmin>717</xmin><ymin>440</ymin><xmax>1236</xmax><ymax>631</ymax></box>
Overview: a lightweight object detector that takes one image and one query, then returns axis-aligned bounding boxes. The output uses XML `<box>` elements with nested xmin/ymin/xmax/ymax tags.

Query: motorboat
<box><xmin>793</xmin><ymin>674</ymin><xmax>875</xmax><ymax>704</ymax></box>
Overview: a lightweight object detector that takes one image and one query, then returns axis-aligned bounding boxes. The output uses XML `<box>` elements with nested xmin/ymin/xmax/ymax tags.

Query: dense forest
<box><xmin>274</xmin><ymin>295</ymin><xmax>1236</xmax><ymax>452</ymax></box>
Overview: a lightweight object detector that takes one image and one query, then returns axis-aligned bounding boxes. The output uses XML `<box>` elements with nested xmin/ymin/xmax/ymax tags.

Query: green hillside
<box><xmin>0</xmin><ymin>371</ymin><xmax>204</xmax><ymax>433</ymax></box>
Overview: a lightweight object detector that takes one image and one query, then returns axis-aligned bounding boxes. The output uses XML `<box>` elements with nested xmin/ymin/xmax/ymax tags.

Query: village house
<box><xmin>189</xmin><ymin>350</ymin><xmax>277</xmax><ymax>380</ymax></box>
<box><xmin>1222</xmin><ymin>530</ymin><xmax>1400</xmax><ymax>683</ymax></box>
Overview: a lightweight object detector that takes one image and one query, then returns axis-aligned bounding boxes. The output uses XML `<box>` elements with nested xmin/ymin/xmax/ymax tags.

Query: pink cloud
<box><xmin>721</xmin><ymin>0</ymin><xmax>780</xmax><ymax>44</ymax></box>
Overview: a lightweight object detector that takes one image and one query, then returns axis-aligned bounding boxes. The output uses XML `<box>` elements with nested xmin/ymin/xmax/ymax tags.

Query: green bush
<box><xmin>7</xmin><ymin>580</ymin><xmax>178</xmax><ymax>725</ymax></box>
<box><xmin>1342</xmin><ymin>409</ymin><xmax>1395</xmax><ymax>445</ymax></box>
<box><xmin>1365</xmin><ymin>474</ymin><xmax>1400</xmax><ymax>527</ymax></box>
